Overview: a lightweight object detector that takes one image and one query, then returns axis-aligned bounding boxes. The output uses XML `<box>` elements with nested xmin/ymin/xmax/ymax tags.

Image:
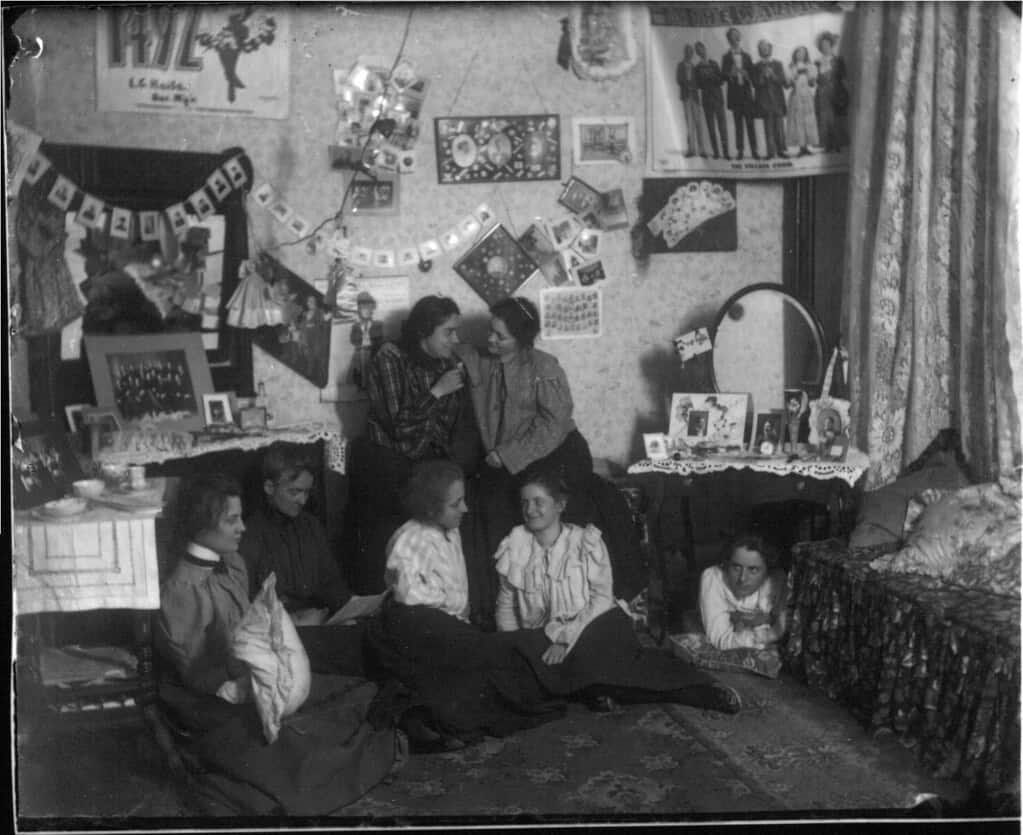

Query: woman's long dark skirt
<box><xmin>363</xmin><ymin>599</ymin><xmax>566</xmax><ymax>742</ymax></box>
<box><xmin>510</xmin><ymin>607</ymin><xmax>720</xmax><ymax>704</ymax></box>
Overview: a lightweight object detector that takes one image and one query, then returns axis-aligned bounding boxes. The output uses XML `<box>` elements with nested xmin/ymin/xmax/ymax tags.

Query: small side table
<box><xmin>13</xmin><ymin>504</ymin><xmax>163</xmax><ymax>725</ymax></box>
<box><xmin>627</xmin><ymin>451</ymin><xmax>868</xmax><ymax>640</ymax></box>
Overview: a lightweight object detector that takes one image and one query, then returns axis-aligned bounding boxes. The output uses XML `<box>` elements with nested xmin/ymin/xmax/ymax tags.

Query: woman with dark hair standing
<box><xmin>455</xmin><ymin>296</ymin><xmax>644</xmax><ymax>630</ymax></box>
<box><xmin>347</xmin><ymin>295</ymin><xmax>477</xmax><ymax>594</ymax></box>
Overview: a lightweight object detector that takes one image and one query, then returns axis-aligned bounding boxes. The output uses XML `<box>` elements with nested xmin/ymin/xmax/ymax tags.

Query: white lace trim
<box><xmin>627</xmin><ymin>449</ymin><xmax>868</xmax><ymax>488</ymax></box>
<box><xmin>95</xmin><ymin>423</ymin><xmax>347</xmax><ymax>474</ymax></box>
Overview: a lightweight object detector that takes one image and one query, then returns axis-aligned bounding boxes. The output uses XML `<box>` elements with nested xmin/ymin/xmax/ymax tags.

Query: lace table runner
<box><xmin>627</xmin><ymin>449</ymin><xmax>868</xmax><ymax>488</ymax></box>
<box><xmin>95</xmin><ymin>423</ymin><xmax>347</xmax><ymax>474</ymax></box>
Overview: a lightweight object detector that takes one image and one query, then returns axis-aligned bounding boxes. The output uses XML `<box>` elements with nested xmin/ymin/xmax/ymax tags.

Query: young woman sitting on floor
<box><xmin>494</xmin><ymin>468</ymin><xmax>742</xmax><ymax>714</ymax></box>
<box><xmin>154</xmin><ymin>473</ymin><xmax>398</xmax><ymax>815</ymax></box>
<box><xmin>363</xmin><ymin>458</ymin><xmax>566</xmax><ymax>752</ymax></box>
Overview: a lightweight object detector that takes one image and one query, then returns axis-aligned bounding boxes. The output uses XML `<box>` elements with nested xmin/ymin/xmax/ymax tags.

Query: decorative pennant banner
<box><xmin>165</xmin><ymin>202</ymin><xmax>189</xmax><ymax>235</ymax></box>
<box><xmin>22</xmin><ymin>151</ymin><xmax>50</xmax><ymax>186</ymax></box>
<box><xmin>139</xmin><ymin>211</ymin><xmax>161</xmax><ymax>241</ymax></box>
<box><xmin>75</xmin><ymin>193</ymin><xmax>107</xmax><ymax>229</ymax></box>
<box><xmin>21</xmin><ymin>144</ymin><xmax>250</xmax><ymax>241</ymax></box>
<box><xmin>110</xmin><ymin>207</ymin><xmax>133</xmax><ymax>239</ymax></box>
<box><xmin>48</xmin><ymin>175</ymin><xmax>77</xmax><ymax>211</ymax></box>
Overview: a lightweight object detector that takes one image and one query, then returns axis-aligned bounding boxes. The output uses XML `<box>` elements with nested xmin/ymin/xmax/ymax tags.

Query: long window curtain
<box><xmin>842</xmin><ymin>2</ymin><xmax>1021</xmax><ymax>488</ymax></box>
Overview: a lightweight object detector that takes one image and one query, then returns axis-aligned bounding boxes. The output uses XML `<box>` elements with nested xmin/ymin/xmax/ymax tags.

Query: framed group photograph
<box><xmin>13</xmin><ymin>420</ymin><xmax>86</xmax><ymax>510</ymax></box>
<box><xmin>84</xmin><ymin>333</ymin><xmax>214</xmax><ymax>433</ymax></box>
<box><xmin>572</xmin><ymin>116</ymin><xmax>636</xmax><ymax>165</ymax></box>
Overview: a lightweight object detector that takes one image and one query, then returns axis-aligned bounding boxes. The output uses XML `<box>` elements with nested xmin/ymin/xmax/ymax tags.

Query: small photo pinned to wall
<box><xmin>252</xmin><ymin>182</ymin><xmax>275</xmax><ymax>208</ymax></box>
<box><xmin>349</xmin><ymin>173</ymin><xmax>400</xmax><ymax>215</ymax></box>
<box><xmin>288</xmin><ymin>214</ymin><xmax>312</xmax><ymax>238</ymax></box>
<box><xmin>572</xmin><ymin>116</ymin><xmax>636</xmax><ymax>165</ymax></box>
<box><xmin>597</xmin><ymin>187</ymin><xmax>629</xmax><ymax>230</ymax></box>
<box><xmin>269</xmin><ymin>199</ymin><xmax>294</xmax><ymax>225</ymax></box>
<box><xmin>574</xmin><ymin>227</ymin><xmax>602</xmax><ymax>260</ymax></box>
<box><xmin>518</xmin><ymin>223</ymin><xmax>569</xmax><ymax>286</ymax></box>
<box><xmin>474</xmin><ymin>203</ymin><xmax>496</xmax><ymax>227</ymax></box>
<box><xmin>573</xmin><ymin>259</ymin><xmax>606</xmax><ymax>286</ymax></box>
<box><xmin>540</xmin><ymin>285</ymin><xmax>602</xmax><ymax>340</ymax></box>
<box><xmin>557</xmin><ymin>175</ymin><xmax>602</xmax><ymax>216</ymax></box>
<box><xmin>547</xmin><ymin>215</ymin><xmax>583</xmax><ymax>250</ymax></box>
<box><xmin>139</xmin><ymin>211</ymin><xmax>161</xmax><ymax>241</ymax></box>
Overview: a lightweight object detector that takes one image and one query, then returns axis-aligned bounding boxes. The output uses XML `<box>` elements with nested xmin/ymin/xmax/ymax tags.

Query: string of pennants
<box><xmin>17</xmin><ymin>149</ymin><xmax>250</xmax><ymax>240</ymax></box>
<box><xmin>248</xmin><ymin>178</ymin><xmax>499</xmax><ymax>271</ymax></box>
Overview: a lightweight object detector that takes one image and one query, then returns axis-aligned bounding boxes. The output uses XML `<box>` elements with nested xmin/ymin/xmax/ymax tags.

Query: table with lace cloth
<box><xmin>784</xmin><ymin>539</ymin><xmax>1021</xmax><ymax>796</ymax></box>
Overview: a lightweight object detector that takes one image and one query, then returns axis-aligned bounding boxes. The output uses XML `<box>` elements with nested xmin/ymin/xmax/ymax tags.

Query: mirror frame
<box><xmin>709</xmin><ymin>282</ymin><xmax>827</xmax><ymax>399</ymax></box>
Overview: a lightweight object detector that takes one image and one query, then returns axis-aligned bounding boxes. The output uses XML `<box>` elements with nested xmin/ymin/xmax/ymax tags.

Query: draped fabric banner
<box><xmin>647</xmin><ymin>2</ymin><xmax>849</xmax><ymax>179</ymax></box>
<box><xmin>96</xmin><ymin>6</ymin><xmax>289</xmax><ymax>119</ymax></box>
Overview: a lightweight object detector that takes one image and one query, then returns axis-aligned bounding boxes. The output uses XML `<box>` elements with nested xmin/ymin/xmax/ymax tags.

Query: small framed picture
<box><xmin>349</xmin><ymin>174</ymin><xmax>400</xmax><ymax>215</ymax></box>
<box><xmin>202</xmin><ymin>392</ymin><xmax>234</xmax><ymax>427</ymax></box>
<box><xmin>751</xmin><ymin>410</ymin><xmax>784</xmax><ymax>454</ymax></box>
<box><xmin>269</xmin><ymin>199</ymin><xmax>294</xmax><ymax>225</ymax></box>
<box><xmin>643</xmin><ymin>432</ymin><xmax>670</xmax><ymax>461</ymax></box>
<box><xmin>252</xmin><ymin>182</ymin><xmax>275</xmax><ymax>208</ymax></box>
<box><xmin>572</xmin><ymin>116</ymin><xmax>636</xmax><ymax>165</ymax></box>
<box><xmin>81</xmin><ymin>407</ymin><xmax>122</xmax><ymax>459</ymax></box>
<box><xmin>557</xmin><ymin>176</ymin><xmax>602</xmax><ymax>216</ymax></box>
<box><xmin>64</xmin><ymin>403</ymin><xmax>90</xmax><ymax>434</ymax></box>
<box><xmin>574</xmin><ymin>228</ymin><xmax>602</xmax><ymax>260</ymax></box>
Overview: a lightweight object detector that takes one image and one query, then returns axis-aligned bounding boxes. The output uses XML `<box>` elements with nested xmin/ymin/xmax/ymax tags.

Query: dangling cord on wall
<box><xmin>257</xmin><ymin>5</ymin><xmax>417</xmax><ymax>255</ymax></box>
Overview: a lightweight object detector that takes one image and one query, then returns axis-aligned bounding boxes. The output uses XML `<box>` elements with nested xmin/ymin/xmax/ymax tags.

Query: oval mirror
<box><xmin>710</xmin><ymin>283</ymin><xmax>825</xmax><ymax>416</ymax></box>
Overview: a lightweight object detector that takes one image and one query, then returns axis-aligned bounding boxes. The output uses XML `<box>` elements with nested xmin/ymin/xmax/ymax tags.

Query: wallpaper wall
<box><xmin>9</xmin><ymin>4</ymin><xmax>784</xmax><ymax>467</ymax></box>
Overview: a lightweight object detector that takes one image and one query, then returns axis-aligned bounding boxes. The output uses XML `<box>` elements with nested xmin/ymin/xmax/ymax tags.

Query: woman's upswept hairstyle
<box><xmin>490</xmin><ymin>296</ymin><xmax>540</xmax><ymax>348</ymax></box>
<box><xmin>402</xmin><ymin>458</ymin><xmax>464</xmax><ymax>522</ymax></box>
<box><xmin>261</xmin><ymin>441</ymin><xmax>317</xmax><ymax>485</ymax></box>
<box><xmin>174</xmin><ymin>472</ymin><xmax>243</xmax><ymax>544</ymax></box>
<box><xmin>400</xmin><ymin>295</ymin><xmax>460</xmax><ymax>350</ymax></box>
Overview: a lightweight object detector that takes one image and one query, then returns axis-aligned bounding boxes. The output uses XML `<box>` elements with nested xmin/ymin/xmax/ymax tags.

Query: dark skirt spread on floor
<box><xmin>363</xmin><ymin>598</ymin><xmax>567</xmax><ymax>742</ymax></box>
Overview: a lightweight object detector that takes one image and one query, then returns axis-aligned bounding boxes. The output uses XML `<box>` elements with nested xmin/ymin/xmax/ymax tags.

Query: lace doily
<box><xmin>627</xmin><ymin>448</ymin><xmax>868</xmax><ymax>488</ymax></box>
<box><xmin>96</xmin><ymin>423</ymin><xmax>347</xmax><ymax>474</ymax></box>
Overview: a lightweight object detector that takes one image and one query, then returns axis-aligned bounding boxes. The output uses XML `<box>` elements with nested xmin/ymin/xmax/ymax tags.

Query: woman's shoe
<box><xmin>678</xmin><ymin>684</ymin><xmax>742</xmax><ymax>714</ymax></box>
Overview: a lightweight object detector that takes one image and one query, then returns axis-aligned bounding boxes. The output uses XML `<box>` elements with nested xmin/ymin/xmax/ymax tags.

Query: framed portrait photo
<box><xmin>64</xmin><ymin>403</ymin><xmax>90</xmax><ymax>434</ymax></box>
<box><xmin>751</xmin><ymin>410</ymin><xmax>784</xmax><ymax>454</ymax></box>
<box><xmin>203</xmin><ymin>393</ymin><xmax>235</xmax><ymax>427</ymax></box>
<box><xmin>84</xmin><ymin>333</ymin><xmax>214</xmax><ymax>433</ymax></box>
<box><xmin>349</xmin><ymin>173</ymin><xmax>400</xmax><ymax>215</ymax></box>
<box><xmin>557</xmin><ymin>176</ymin><xmax>602</xmax><ymax>217</ymax></box>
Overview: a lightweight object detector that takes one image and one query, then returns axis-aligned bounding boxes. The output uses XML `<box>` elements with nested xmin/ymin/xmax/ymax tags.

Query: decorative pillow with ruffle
<box><xmin>217</xmin><ymin>572</ymin><xmax>312</xmax><ymax>744</ymax></box>
<box><xmin>668</xmin><ymin>632</ymin><xmax>782</xmax><ymax>679</ymax></box>
<box><xmin>869</xmin><ymin>481</ymin><xmax>1022</xmax><ymax>597</ymax></box>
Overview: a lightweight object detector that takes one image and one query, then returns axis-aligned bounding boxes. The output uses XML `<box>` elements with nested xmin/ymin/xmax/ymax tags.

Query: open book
<box><xmin>324</xmin><ymin>592</ymin><xmax>386</xmax><ymax>625</ymax></box>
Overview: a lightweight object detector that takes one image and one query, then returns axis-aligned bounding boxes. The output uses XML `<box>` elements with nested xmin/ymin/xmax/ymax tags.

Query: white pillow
<box><xmin>221</xmin><ymin>572</ymin><xmax>311</xmax><ymax>744</ymax></box>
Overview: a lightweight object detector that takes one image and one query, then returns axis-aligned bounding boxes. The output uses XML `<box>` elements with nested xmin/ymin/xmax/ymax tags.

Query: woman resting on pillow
<box><xmin>698</xmin><ymin>533</ymin><xmax>789</xmax><ymax>651</ymax></box>
<box><xmin>494</xmin><ymin>468</ymin><xmax>742</xmax><ymax>714</ymax></box>
<box><xmin>155</xmin><ymin>473</ymin><xmax>398</xmax><ymax>816</ymax></box>
<box><xmin>363</xmin><ymin>459</ymin><xmax>565</xmax><ymax>752</ymax></box>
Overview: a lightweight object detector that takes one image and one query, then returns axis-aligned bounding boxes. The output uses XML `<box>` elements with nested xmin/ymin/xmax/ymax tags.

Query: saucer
<box><xmin>35</xmin><ymin>497</ymin><xmax>89</xmax><ymax>519</ymax></box>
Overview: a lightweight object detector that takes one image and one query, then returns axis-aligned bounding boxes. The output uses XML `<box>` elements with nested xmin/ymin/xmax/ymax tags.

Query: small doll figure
<box><xmin>783</xmin><ymin>389</ymin><xmax>809</xmax><ymax>452</ymax></box>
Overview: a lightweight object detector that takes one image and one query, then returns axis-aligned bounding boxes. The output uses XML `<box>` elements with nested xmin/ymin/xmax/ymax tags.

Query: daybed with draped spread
<box><xmin>784</xmin><ymin>539</ymin><xmax>1020</xmax><ymax>797</ymax></box>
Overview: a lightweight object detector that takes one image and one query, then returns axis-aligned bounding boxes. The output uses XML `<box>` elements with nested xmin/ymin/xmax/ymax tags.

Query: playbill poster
<box><xmin>647</xmin><ymin>2</ymin><xmax>849</xmax><ymax>178</ymax></box>
<box><xmin>96</xmin><ymin>6</ymin><xmax>290</xmax><ymax>118</ymax></box>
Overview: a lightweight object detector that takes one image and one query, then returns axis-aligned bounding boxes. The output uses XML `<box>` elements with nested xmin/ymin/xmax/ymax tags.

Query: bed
<box><xmin>782</xmin><ymin>433</ymin><xmax>1020</xmax><ymax>802</ymax></box>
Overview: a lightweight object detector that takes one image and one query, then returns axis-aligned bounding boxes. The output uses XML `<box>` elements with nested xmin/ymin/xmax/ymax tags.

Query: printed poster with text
<box><xmin>96</xmin><ymin>6</ymin><xmax>289</xmax><ymax>119</ymax></box>
<box><xmin>647</xmin><ymin>2</ymin><xmax>848</xmax><ymax>179</ymax></box>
